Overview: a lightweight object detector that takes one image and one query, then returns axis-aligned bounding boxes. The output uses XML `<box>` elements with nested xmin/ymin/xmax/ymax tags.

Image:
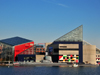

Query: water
<box><xmin>0</xmin><ymin>66</ymin><xmax>100</xmax><ymax>75</ymax></box>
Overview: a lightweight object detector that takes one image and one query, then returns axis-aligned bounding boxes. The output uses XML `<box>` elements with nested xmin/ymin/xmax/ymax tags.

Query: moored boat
<box><xmin>73</xmin><ymin>64</ymin><xmax>78</xmax><ymax>67</ymax></box>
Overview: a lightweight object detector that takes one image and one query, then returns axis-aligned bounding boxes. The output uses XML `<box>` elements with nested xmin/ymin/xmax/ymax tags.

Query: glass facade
<box><xmin>24</xmin><ymin>56</ymin><xmax>35</xmax><ymax>62</ymax></box>
<box><xmin>54</xmin><ymin>25</ymin><xmax>83</xmax><ymax>42</ymax></box>
<box><xmin>17</xmin><ymin>55</ymin><xmax>35</xmax><ymax>62</ymax></box>
<box><xmin>0</xmin><ymin>42</ymin><xmax>13</xmax><ymax>62</ymax></box>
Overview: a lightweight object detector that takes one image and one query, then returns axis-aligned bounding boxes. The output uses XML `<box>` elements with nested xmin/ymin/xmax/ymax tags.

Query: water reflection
<box><xmin>0</xmin><ymin>66</ymin><xmax>100</xmax><ymax>75</ymax></box>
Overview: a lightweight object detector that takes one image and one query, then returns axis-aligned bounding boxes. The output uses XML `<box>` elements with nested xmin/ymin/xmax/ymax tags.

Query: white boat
<box><xmin>13</xmin><ymin>62</ymin><xmax>20</xmax><ymax>66</ymax></box>
<box><xmin>73</xmin><ymin>64</ymin><xmax>78</xmax><ymax>67</ymax></box>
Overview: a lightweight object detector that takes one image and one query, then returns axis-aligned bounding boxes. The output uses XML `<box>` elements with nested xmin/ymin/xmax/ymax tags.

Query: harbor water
<box><xmin>0</xmin><ymin>66</ymin><xmax>100</xmax><ymax>75</ymax></box>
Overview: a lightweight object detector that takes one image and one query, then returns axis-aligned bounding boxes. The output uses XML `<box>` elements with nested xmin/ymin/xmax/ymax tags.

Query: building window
<box><xmin>98</xmin><ymin>55</ymin><xmax>100</xmax><ymax>57</ymax></box>
<box><xmin>60</xmin><ymin>46</ymin><xmax>67</xmax><ymax>48</ymax></box>
<box><xmin>54</xmin><ymin>49</ymin><xmax>58</xmax><ymax>53</ymax></box>
<box><xmin>37</xmin><ymin>49</ymin><xmax>39</xmax><ymax>50</ymax></box>
<box><xmin>40</xmin><ymin>49</ymin><xmax>42</xmax><ymax>51</ymax></box>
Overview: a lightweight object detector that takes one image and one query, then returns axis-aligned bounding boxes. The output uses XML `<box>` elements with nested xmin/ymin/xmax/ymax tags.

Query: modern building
<box><xmin>96</xmin><ymin>48</ymin><xmax>100</xmax><ymax>64</ymax></box>
<box><xmin>34</xmin><ymin>44</ymin><xmax>45</xmax><ymax>62</ymax></box>
<box><xmin>0</xmin><ymin>37</ymin><xmax>35</xmax><ymax>62</ymax></box>
<box><xmin>0</xmin><ymin>25</ymin><xmax>99</xmax><ymax>64</ymax></box>
<box><xmin>45</xmin><ymin>25</ymin><xmax>97</xmax><ymax>64</ymax></box>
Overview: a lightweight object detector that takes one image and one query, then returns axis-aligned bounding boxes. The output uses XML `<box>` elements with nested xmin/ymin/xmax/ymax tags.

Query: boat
<box><xmin>73</xmin><ymin>64</ymin><xmax>78</xmax><ymax>67</ymax></box>
<box><xmin>13</xmin><ymin>62</ymin><xmax>20</xmax><ymax>66</ymax></box>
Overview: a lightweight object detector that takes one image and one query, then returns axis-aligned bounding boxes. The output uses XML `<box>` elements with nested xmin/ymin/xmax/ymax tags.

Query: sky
<box><xmin>0</xmin><ymin>0</ymin><xmax>100</xmax><ymax>48</ymax></box>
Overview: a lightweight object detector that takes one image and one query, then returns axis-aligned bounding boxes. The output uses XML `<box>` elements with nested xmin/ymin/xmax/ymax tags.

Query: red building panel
<box><xmin>14</xmin><ymin>41</ymin><xmax>34</xmax><ymax>61</ymax></box>
<box><xmin>19</xmin><ymin>46</ymin><xmax>34</xmax><ymax>55</ymax></box>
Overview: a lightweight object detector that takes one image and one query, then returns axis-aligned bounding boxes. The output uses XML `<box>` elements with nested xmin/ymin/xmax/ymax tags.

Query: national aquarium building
<box><xmin>0</xmin><ymin>25</ymin><xmax>97</xmax><ymax>64</ymax></box>
<box><xmin>46</xmin><ymin>25</ymin><xmax>96</xmax><ymax>64</ymax></box>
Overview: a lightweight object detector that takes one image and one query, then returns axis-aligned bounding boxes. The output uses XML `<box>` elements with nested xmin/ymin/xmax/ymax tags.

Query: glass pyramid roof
<box><xmin>54</xmin><ymin>25</ymin><xmax>83</xmax><ymax>42</ymax></box>
<box><xmin>0</xmin><ymin>37</ymin><xmax>33</xmax><ymax>46</ymax></box>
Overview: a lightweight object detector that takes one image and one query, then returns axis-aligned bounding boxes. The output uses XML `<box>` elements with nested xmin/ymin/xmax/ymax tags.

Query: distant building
<box><xmin>95</xmin><ymin>48</ymin><xmax>100</xmax><ymax>64</ymax></box>
<box><xmin>35</xmin><ymin>44</ymin><xmax>45</xmax><ymax>53</ymax></box>
<box><xmin>0</xmin><ymin>37</ymin><xmax>35</xmax><ymax>62</ymax></box>
<box><xmin>0</xmin><ymin>45</ymin><xmax>2</xmax><ymax>54</ymax></box>
<box><xmin>34</xmin><ymin>44</ymin><xmax>45</xmax><ymax>62</ymax></box>
<box><xmin>0</xmin><ymin>45</ymin><xmax>2</xmax><ymax>61</ymax></box>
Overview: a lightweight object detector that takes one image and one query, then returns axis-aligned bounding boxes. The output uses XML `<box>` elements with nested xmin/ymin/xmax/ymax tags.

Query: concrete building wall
<box><xmin>36</xmin><ymin>55</ymin><xmax>44</xmax><ymax>62</ymax></box>
<box><xmin>58</xmin><ymin>44</ymin><xmax>79</xmax><ymax>55</ymax></box>
<box><xmin>83</xmin><ymin>45</ymin><xmax>96</xmax><ymax>64</ymax></box>
<box><xmin>59</xmin><ymin>50</ymin><xmax>79</xmax><ymax>55</ymax></box>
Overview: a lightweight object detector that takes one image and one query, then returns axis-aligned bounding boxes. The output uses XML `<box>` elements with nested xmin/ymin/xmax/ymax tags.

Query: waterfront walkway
<box><xmin>14</xmin><ymin>62</ymin><xmax>99</xmax><ymax>67</ymax></box>
<box><xmin>0</xmin><ymin>62</ymin><xmax>99</xmax><ymax>67</ymax></box>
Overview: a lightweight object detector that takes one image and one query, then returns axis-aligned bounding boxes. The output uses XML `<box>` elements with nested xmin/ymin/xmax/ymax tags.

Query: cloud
<box><xmin>57</xmin><ymin>3</ymin><xmax>68</xmax><ymax>8</ymax></box>
<box><xmin>41</xmin><ymin>0</ymin><xmax>68</xmax><ymax>8</ymax></box>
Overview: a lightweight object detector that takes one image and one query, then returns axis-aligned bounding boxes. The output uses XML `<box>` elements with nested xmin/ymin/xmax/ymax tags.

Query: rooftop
<box><xmin>0</xmin><ymin>36</ymin><xmax>33</xmax><ymax>46</ymax></box>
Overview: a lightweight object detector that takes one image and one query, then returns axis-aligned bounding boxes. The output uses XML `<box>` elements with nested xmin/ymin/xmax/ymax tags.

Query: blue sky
<box><xmin>0</xmin><ymin>0</ymin><xmax>100</xmax><ymax>48</ymax></box>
